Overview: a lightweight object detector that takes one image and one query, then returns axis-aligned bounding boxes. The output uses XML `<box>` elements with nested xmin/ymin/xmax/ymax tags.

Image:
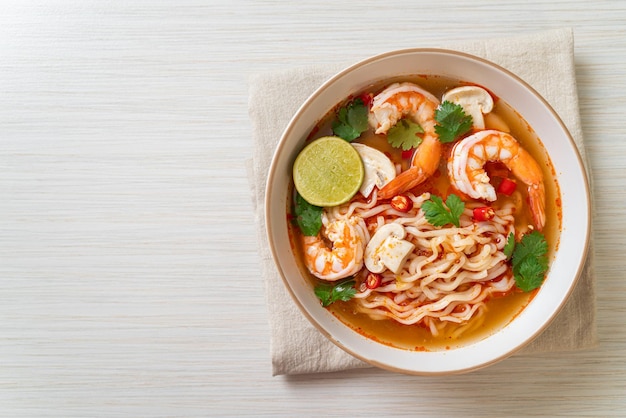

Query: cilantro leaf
<box><xmin>421</xmin><ymin>194</ymin><xmax>465</xmax><ymax>227</ymax></box>
<box><xmin>293</xmin><ymin>192</ymin><xmax>323</xmax><ymax>236</ymax></box>
<box><xmin>333</xmin><ymin>108</ymin><xmax>360</xmax><ymax>140</ymax></box>
<box><xmin>503</xmin><ymin>232</ymin><xmax>515</xmax><ymax>260</ymax></box>
<box><xmin>387</xmin><ymin>118</ymin><xmax>424</xmax><ymax>150</ymax></box>
<box><xmin>511</xmin><ymin>230</ymin><xmax>549</xmax><ymax>292</ymax></box>
<box><xmin>332</xmin><ymin>98</ymin><xmax>369</xmax><ymax>141</ymax></box>
<box><xmin>314</xmin><ymin>279</ymin><xmax>356</xmax><ymax>307</ymax></box>
<box><xmin>512</xmin><ymin>230</ymin><xmax>548</xmax><ymax>267</ymax></box>
<box><xmin>515</xmin><ymin>257</ymin><xmax>547</xmax><ymax>292</ymax></box>
<box><xmin>434</xmin><ymin>101</ymin><xmax>473</xmax><ymax>143</ymax></box>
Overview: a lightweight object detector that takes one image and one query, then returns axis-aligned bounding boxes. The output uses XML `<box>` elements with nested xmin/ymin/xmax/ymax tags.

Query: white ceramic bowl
<box><xmin>265</xmin><ymin>49</ymin><xmax>590</xmax><ymax>375</ymax></box>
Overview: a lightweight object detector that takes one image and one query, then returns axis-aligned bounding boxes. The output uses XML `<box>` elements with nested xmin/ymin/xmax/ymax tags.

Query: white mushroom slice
<box><xmin>364</xmin><ymin>223</ymin><xmax>415</xmax><ymax>274</ymax></box>
<box><xmin>442</xmin><ymin>86</ymin><xmax>494</xmax><ymax>130</ymax></box>
<box><xmin>352</xmin><ymin>143</ymin><xmax>396</xmax><ymax>198</ymax></box>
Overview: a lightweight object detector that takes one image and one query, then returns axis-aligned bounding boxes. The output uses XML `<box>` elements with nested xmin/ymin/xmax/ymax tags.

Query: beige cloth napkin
<box><xmin>248</xmin><ymin>28</ymin><xmax>597</xmax><ymax>376</ymax></box>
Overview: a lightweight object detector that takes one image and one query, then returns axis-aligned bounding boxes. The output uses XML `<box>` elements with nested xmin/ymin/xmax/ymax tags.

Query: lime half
<box><xmin>293</xmin><ymin>136</ymin><xmax>364</xmax><ymax>207</ymax></box>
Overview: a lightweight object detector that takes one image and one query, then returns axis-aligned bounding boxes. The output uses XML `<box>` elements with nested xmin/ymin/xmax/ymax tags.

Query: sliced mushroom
<box><xmin>442</xmin><ymin>86</ymin><xmax>494</xmax><ymax>130</ymax></box>
<box><xmin>364</xmin><ymin>223</ymin><xmax>415</xmax><ymax>274</ymax></box>
<box><xmin>352</xmin><ymin>143</ymin><xmax>396</xmax><ymax>198</ymax></box>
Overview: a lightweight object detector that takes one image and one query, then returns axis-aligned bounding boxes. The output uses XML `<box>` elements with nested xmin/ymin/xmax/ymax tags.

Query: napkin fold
<box><xmin>248</xmin><ymin>28</ymin><xmax>597</xmax><ymax>376</ymax></box>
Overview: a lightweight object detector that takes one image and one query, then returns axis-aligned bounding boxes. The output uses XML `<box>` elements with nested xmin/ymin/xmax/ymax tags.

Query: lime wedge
<box><xmin>293</xmin><ymin>136</ymin><xmax>364</xmax><ymax>207</ymax></box>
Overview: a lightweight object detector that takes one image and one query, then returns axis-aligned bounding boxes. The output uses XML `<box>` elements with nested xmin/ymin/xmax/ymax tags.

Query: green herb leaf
<box><xmin>387</xmin><ymin>118</ymin><xmax>424</xmax><ymax>150</ymax></box>
<box><xmin>503</xmin><ymin>232</ymin><xmax>515</xmax><ymax>260</ymax></box>
<box><xmin>434</xmin><ymin>101</ymin><xmax>473</xmax><ymax>143</ymax></box>
<box><xmin>293</xmin><ymin>192</ymin><xmax>323</xmax><ymax>236</ymax></box>
<box><xmin>314</xmin><ymin>279</ymin><xmax>357</xmax><ymax>307</ymax></box>
<box><xmin>421</xmin><ymin>194</ymin><xmax>465</xmax><ymax>227</ymax></box>
<box><xmin>512</xmin><ymin>230</ymin><xmax>548</xmax><ymax>266</ymax></box>
<box><xmin>332</xmin><ymin>98</ymin><xmax>369</xmax><ymax>141</ymax></box>
<box><xmin>511</xmin><ymin>230</ymin><xmax>549</xmax><ymax>292</ymax></box>
<box><xmin>515</xmin><ymin>257</ymin><xmax>547</xmax><ymax>292</ymax></box>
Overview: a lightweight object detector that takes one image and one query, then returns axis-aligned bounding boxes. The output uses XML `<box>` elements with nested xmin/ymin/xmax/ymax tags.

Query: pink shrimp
<box><xmin>302</xmin><ymin>215</ymin><xmax>368</xmax><ymax>281</ymax></box>
<box><xmin>448</xmin><ymin>130</ymin><xmax>546</xmax><ymax>230</ymax></box>
<box><xmin>368</xmin><ymin>82</ymin><xmax>442</xmax><ymax>199</ymax></box>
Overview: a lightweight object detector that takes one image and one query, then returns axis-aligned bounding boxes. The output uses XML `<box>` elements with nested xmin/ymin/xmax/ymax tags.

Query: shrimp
<box><xmin>448</xmin><ymin>130</ymin><xmax>546</xmax><ymax>230</ymax></box>
<box><xmin>302</xmin><ymin>214</ymin><xmax>368</xmax><ymax>281</ymax></box>
<box><xmin>368</xmin><ymin>82</ymin><xmax>442</xmax><ymax>199</ymax></box>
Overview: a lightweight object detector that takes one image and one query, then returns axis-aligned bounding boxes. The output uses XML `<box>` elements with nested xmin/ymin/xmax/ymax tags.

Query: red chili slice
<box><xmin>497</xmin><ymin>178</ymin><xmax>517</xmax><ymax>196</ymax></box>
<box><xmin>359</xmin><ymin>93</ymin><xmax>373</xmax><ymax>108</ymax></box>
<box><xmin>365</xmin><ymin>272</ymin><xmax>382</xmax><ymax>289</ymax></box>
<box><xmin>390</xmin><ymin>194</ymin><xmax>413</xmax><ymax>212</ymax></box>
<box><xmin>401</xmin><ymin>149</ymin><xmax>413</xmax><ymax>160</ymax></box>
<box><xmin>473</xmin><ymin>206</ymin><xmax>495</xmax><ymax>222</ymax></box>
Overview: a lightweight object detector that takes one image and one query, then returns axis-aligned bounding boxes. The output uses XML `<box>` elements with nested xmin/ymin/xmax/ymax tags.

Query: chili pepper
<box><xmin>365</xmin><ymin>272</ymin><xmax>382</xmax><ymax>289</ymax></box>
<box><xmin>390</xmin><ymin>194</ymin><xmax>413</xmax><ymax>212</ymax></box>
<box><xmin>497</xmin><ymin>178</ymin><xmax>517</xmax><ymax>196</ymax></box>
<box><xmin>473</xmin><ymin>206</ymin><xmax>495</xmax><ymax>222</ymax></box>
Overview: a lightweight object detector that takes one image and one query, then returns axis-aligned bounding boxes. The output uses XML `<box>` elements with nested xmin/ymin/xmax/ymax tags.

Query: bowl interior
<box><xmin>265</xmin><ymin>49</ymin><xmax>590</xmax><ymax>374</ymax></box>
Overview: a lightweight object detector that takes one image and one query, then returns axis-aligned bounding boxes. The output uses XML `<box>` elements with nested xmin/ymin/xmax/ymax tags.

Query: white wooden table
<box><xmin>1</xmin><ymin>1</ymin><xmax>624</xmax><ymax>416</ymax></box>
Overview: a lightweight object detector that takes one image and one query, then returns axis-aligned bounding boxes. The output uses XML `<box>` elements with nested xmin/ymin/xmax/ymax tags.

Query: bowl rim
<box><xmin>265</xmin><ymin>47</ymin><xmax>591</xmax><ymax>375</ymax></box>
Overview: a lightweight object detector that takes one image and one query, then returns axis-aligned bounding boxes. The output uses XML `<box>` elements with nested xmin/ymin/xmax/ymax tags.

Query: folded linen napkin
<box><xmin>248</xmin><ymin>28</ymin><xmax>597</xmax><ymax>376</ymax></box>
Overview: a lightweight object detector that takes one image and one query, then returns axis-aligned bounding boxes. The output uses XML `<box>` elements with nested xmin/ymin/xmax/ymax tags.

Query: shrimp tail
<box><xmin>378</xmin><ymin>166</ymin><xmax>425</xmax><ymax>199</ymax></box>
<box><xmin>528</xmin><ymin>183</ymin><xmax>546</xmax><ymax>231</ymax></box>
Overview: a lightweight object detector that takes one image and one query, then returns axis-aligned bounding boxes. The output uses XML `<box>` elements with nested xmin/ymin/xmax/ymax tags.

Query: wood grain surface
<box><xmin>1</xmin><ymin>1</ymin><xmax>625</xmax><ymax>416</ymax></box>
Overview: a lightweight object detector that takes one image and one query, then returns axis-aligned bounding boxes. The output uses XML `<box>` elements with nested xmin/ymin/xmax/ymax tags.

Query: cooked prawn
<box><xmin>368</xmin><ymin>82</ymin><xmax>442</xmax><ymax>199</ymax></box>
<box><xmin>448</xmin><ymin>130</ymin><xmax>546</xmax><ymax>230</ymax></box>
<box><xmin>302</xmin><ymin>214</ymin><xmax>368</xmax><ymax>281</ymax></box>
